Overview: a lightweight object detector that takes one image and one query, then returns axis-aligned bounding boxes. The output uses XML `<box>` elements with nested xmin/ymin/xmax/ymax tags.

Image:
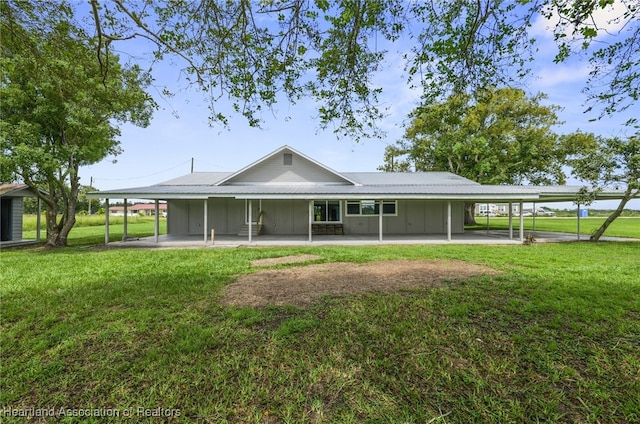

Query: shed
<box><xmin>0</xmin><ymin>184</ymin><xmax>43</xmax><ymax>246</ymax></box>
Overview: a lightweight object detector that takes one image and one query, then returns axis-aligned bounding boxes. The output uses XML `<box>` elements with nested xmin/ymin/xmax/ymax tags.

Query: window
<box><xmin>346</xmin><ymin>202</ymin><xmax>360</xmax><ymax>215</ymax></box>
<box><xmin>345</xmin><ymin>200</ymin><xmax>397</xmax><ymax>216</ymax></box>
<box><xmin>283</xmin><ymin>153</ymin><xmax>293</xmax><ymax>165</ymax></box>
<box><xmin>361</xmin><ymin>200</ymin><xmax>377</xmax><ymax>215</ymax></box>
<box><xmin>313</xmin><ymin>200</ymin><xmax>341</xmax><ymax>222</ymax></box>
<box><xmin>382</xmin><ymin>201</ymin><xmax>397</xmax><ymax>215</ymax></box>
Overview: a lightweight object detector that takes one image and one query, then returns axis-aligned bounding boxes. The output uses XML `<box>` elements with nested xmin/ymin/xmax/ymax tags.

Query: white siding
<box><xmin>343</xmin><ymin>200</ymin><xmax>464</xmax><ymax>235</ymax></box>
<box><xmin>167</xmin><ymin>198</ymin><xmax>245</xmax><ymax>235</ymax></box>
<box><xmin>225</xmin><ymin>150</ymin><xmax>349</xmax><ymax>185</ymax></box>
<box><xmin>167</xmin><ymin>198</ymin><xmax>466</xmax><ymax>236</ymax></box>
<box><xmin>260</xmin><ymin>199</ymin><xmax>308</xmax><ymax>234</ymax></box>
<box><xmin>208</xmin><ymin>198</ymin><xmax>244</xmax><ymax>235</ymax></box>
<box><xmin>167</xmin><ymin>200</ymin><xmax>190</xmax><ymax>234</ymax></box>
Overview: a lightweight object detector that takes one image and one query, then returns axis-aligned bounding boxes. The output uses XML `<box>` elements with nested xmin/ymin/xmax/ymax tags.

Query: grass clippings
<box><xmin>223</xmin><ymin>259</ymin><xmax>501</xmax><ymax>307</ymax></box>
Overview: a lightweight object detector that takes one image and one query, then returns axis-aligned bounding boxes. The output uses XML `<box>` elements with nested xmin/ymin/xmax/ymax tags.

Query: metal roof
<box><xmin>158</xmin><ymin>172</ymin><xmax>232</xmax><ymax>186</ymax></box>
<box><xmin>87</xmin><ymin>146</ymin><xmax>637</xmax><ymax>203</ymax></box>
<box><xmin>0</xmin><ymin>184</ymin><xmax>45</xmax><ymax>197</ymax></box>
<box><xmin>343</xmin><ymin>172</ymin><xmax>480</xmax><ymax>186</ymax></box>
<box><xmin>88</xmin><ymin>181</ymin><xmax>540</xmax><ymax>201</ymax></box>
<box><xmin>89</xmin><ymin>180</ymin><xmax>635</xmax><ymax>203</ymax></box>
<box><xmin>153</xmin><ymin>170</ymin><xmax>480</xmax><ymax>188</ymax></box>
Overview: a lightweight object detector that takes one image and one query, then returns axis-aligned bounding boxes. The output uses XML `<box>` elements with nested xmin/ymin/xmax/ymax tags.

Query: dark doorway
<box><xmin>1</xmin><ymin>198</ymin><xmax>13</xmax><ymax>241</ymax></box>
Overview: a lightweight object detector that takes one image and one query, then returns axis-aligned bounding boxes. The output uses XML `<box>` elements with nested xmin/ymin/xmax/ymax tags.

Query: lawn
<box><xmin>1</xmin><ymin>241</ymin><xmax>639</xmax><ymax>423</ymax></box>
<box><xmin>21</xmin><ymin>215</ymin><xmax>167</xmax><ymax>246</ymax></box>
<box><xmin>468</xmin><ymin>216</ymin><xmax>640</xmax><ymax>239</ymax></box>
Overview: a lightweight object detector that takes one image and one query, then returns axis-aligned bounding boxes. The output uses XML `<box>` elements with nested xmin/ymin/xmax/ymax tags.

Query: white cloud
<box><xmin>531</xmin><ymin>0</ymin><xmax>634</xmax><ymax>41</ymax></box>
<box><xmin>534</xmin><ymin>63</ymin><xmax>591</xmax><ymax>89</ymax></box>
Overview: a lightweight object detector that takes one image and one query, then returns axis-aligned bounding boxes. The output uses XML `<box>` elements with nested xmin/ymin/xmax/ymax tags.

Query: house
<box><xmin>88</xmin><ymin>145</ymin><xmax>634</xmax><ymax>244</ymax></box>
<box><xmin>108</xmin><ymin>203</ymin><xmax>167</xmax><ymax>217</ymax></box>
<box><xmin>0</xmin><ymin>184</ymin><xmax>43</xmax><ymax>246</ymax></box>
<box><xmin>475</xmin><ymin>203</ymin><xmax>522</xmax><ymax>216</ymax></box>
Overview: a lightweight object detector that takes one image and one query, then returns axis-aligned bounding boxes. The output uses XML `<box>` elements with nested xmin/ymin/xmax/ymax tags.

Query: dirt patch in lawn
<box><xmin>250</xmin><ymin>254</ymin><xmax>323</xmax><ymax>267</ymax></box>
<box><xmin>222</xmin><ymin>259</ymin><xmax>501</xmax><ymax>308</ymax></box>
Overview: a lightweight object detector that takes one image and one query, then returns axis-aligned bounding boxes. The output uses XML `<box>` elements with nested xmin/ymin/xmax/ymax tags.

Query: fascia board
<box><xmin>232</xmin><ymin>194</ymin><xmax>541</xmax><ymax>200</ymax></box>
<box><xmin>86</xmin><ymin>192</ymin><xmax>219</xmax><ymax>200</ymax></box>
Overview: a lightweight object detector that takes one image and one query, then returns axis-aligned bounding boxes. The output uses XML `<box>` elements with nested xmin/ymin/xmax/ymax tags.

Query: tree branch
<box><xmin>110</xmin><ymin>0</ymin><xmax>205</xmax><ymax>85</ymax></box>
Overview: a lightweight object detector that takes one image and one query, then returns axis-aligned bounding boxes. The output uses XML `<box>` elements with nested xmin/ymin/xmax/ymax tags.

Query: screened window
<box><xmin>382</xmin><ymin>201</ymin><xmax>397</xmax><ymax>215</ymax></box>
<box><xmin>345</xmin><ymin>200</ymin><xmax>397</xmax><ymax>216</ymax></box>
<box><xmin>313</xmin><ymin>201</ymin><xmax>341</xmax><ymax>222</ymax></box>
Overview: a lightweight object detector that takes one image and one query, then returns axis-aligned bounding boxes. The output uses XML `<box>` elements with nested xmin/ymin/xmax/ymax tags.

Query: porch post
<box><xmin>248</xmin><ymin>200</ymin><xmax>252</xmax><ymax>243</ymax></box>
<box><xmin>122</xmin><ymin>199</ymin><xmax>128</xmax><ymax>241</ymax></box>
<box><xmin>105</xmin><ymin>198</ymin><xmax>110</xmax><ymax>244</ymax></box>
<box><xmin>519</xmin><ymin>201</ymin><xmax>524</xmax><ymax>241</ymax></box>
<box><xmin>508</xmin><ymin>202</ymin><xmax>513</xmax><ymax>240</ymax></box>
<box><xmin>532</xmin><ymin>201</ymin><xmax>537</xmax><ymax>232</ymax></box>
<box><xmin>155</xmin><ymin>199</ymin><xmax>160</xmax><ymax>243</ymax></box>
<box><xmin>378</xmin><ymin>199</ymin><xmax>383</xmax><ymax>242</ymax></box>
<box><xmin>36</xmin><ymin>197</ymin><xmax>41</xmax><ymax>242</ymax></box>
<box><xmin>447</xmin><ymin>201</ymin><xmax>452</xmax><ymax>242</ymax></box>
<box><xmin>203</xmin><ymin>199</ymin><xmax>208</xmax><ymax>244</ymax></box>
<box><xmin>308</xmin><ymin>200</ymin><xmax>313</xmax><ymax>243</ymax></box>
<box><xmin>486</xmin><ymin>203</ymin><xmax>490</xmax><ymax>234</ymax></box>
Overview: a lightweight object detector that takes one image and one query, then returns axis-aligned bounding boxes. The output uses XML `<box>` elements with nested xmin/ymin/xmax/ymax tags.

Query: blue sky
<box><xmin>80</xmin><ymin>4</ymin><xmax>639</xmax><ymax>210</ymax></box>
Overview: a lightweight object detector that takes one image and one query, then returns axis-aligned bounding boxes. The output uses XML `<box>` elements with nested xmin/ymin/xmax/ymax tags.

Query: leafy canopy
<box><xmin>561</xmin><ymin>131</ymin><xmax>640</xmax><ymax>240</ymax></box>
<box><xmin>380</xmin><ymin>87</ymin><xmax>565</xmax><ymax>186</ymax></box>
<box><xmin>81</xmin><ymin>0</ymin><xmax>638</xmax><ymax>139</ymax></box>
<box><xmin>0</xmin><ymin>1</ymin><xmax>156</xmax><ymax>246</ymax></box>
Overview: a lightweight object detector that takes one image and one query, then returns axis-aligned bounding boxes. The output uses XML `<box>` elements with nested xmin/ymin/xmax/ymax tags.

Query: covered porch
<box><xmin>97</xmin><ymin>229</ymin><xmax>637</xmax><ymax>249</ymax></box>
<box><xmin>102</xmin><ymin>197</ymin><xmax>533</xmax><ymax>245</ymax></box>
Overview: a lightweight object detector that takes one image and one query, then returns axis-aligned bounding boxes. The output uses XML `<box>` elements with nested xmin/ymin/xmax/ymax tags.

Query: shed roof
<box><xmin>0</xmin><ymin>184</ymin><xmax>41</xmax><ymax>198</ymax></box>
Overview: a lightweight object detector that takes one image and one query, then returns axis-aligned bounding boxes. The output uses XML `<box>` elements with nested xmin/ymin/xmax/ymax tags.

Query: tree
<box><xmin>562</xmin><ymin>131</ymin><xmax>640</xmax><ymax>241</ymax></box>
<box><xmin>77</xmin><ymin>185</ymin><xmax>101</xmax><ymax>215</ymax></box>
<box><xmin>0</xmin><ymin>2</ymin><xmax>156</xmax><ymax>247</ymax></box>
<box><xmin>379</xmin><ymin>87</ymin><xmax>566</xmax><ymax>225</ymax></box>
<box><xmin>79</xmin><ymin>0</ymin><xmax>637</xmax><ymax>138</ymax></box>
<box><xmin>545</xmin><ymin>0</ymin><xmax>640</xmax><ymax>120</ymax></box>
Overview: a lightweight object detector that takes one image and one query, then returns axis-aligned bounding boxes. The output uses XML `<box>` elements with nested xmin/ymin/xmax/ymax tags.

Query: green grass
<box><xmin>1</xmin><ymin>242</ymin><xmax>639</xmax><ymax>423</ymax></box>
<box><xmin>21</xmin><ymin>215</ymin><xmax>167</xmax><ymax>246</ymax></box>
<box><xmin>468</xmin><ymin>216</ymin><xmax>640</xmax><ymax>239</ymax></box>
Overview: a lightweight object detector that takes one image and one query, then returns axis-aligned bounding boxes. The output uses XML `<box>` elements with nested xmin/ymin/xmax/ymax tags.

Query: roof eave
<box><xmin>87</xmin><ymin>192</ymin><xmax>219</xmax><ymax>200</ymax></box>
<box><xmin>233</xmin><ymin>194</ymin><xmax>541</xmax><ymax>200</ymax></box>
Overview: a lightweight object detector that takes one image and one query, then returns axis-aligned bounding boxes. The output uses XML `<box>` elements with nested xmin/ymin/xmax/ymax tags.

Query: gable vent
<box><xmin>283</xmin><ymin>153</ymin><xmax>293</xmax><ymax>165</ymax></box>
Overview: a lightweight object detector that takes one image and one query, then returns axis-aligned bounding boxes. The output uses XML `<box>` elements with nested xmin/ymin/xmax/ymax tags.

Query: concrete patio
<box><xmin>103</xmin><ymin>230</ymin><xmax>638</xmax><ymax>249</ymax></box>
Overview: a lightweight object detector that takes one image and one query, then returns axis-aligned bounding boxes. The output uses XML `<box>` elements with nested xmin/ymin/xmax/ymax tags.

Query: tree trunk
<box><xmin>44</xmin><ymin>202</ymin><xmax>77</xmax><ymax>247</ymax></box>
<box><xmin>43</xmin><ymin>168</ymin><xmax>80</xmax><ymax>248</ymax></box>
<box><xmin>464</xmin><ymin>202</ymin><xmax>477</xmax><ymax>226</ymax></box>
<box><xmin>590</xmin><ymin>187</ymin><xmax>635</xmax><ymax>241</ymax></box>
